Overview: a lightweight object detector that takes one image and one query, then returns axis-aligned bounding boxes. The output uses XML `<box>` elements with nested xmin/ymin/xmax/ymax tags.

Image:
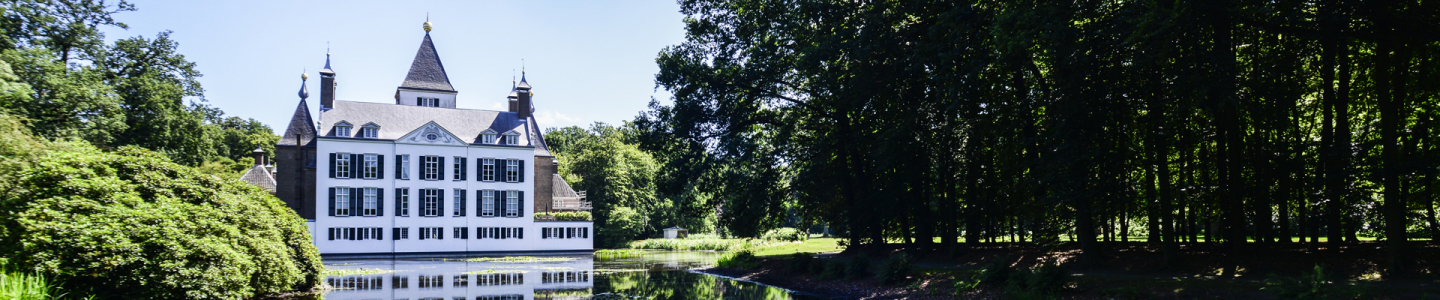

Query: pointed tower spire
<box><xmin>319</xmin><ymin>51</ymin><xmax>337</xmax><ymax>110</ymax></box>
<box><xmin>298</xmin><ymin>70</ymin><xmax>310</xmax><ymax>99</ymax></box>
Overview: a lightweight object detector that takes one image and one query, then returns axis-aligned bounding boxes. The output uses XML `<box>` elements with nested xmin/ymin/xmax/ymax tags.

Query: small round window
<box><xmin>426</xmin><ymin>133</ymin><xmax>439</xmax><ymax>141</ymax></box>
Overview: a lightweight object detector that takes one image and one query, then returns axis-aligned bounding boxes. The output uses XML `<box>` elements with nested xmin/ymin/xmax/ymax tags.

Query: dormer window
<box><xmin>361</xmin><ymin>123</ymin><xmax>380</xmax><ymax>139</ymax></box>
<box><xmin>481</xmin><ymin>130</ymin><xmax>497</xmax><ymax>144</ymax></box>
<box><xmin>335</xmin><ymin>121</ymin><xmax>353</xmax><ymax>137</ymax></box>
<box><xmin>418</xmin><ymin>97</ymin><xmax>439</xmax><ymax>107</ymax></box>
<box><xmin>502</xmin><ymin>132</ymin><xmax>519</xmax><ymax>145</ymax></box>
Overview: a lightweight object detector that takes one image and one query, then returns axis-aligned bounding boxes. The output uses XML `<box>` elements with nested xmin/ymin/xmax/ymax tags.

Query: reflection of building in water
<box><xmin>323</xmin><ymin>256</ymin><xmax>593</xmax><ymax>300</ymax></box>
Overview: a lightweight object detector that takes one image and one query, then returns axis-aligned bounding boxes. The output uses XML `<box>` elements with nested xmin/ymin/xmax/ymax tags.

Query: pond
<box><xmin>318</xmin><ymin>251</ymin><xmax>825</xmax><ymax>300</ymax></box>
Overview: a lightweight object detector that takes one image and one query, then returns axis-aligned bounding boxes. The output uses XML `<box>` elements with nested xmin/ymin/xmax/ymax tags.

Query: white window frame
<box><xmin>418</xmin><ymin>97</ymin><xmax>438</xmax><ymax>107</ymax></box>
<box><xmin>399</xmin><ymin>155</ymin><xmax>411</xmax><ymax>180</ymax></box>
<box><xmin>506</xmin><ymin>190</ymin><xmax>519</xmax><ymax>217</ymax></box>
<box><xmin>363</xmin><ymin>154</ymin><xmax>378</xmax><ymax>179</ymax></box>
<box><xmin>453</xmin><ymin>188</ymin><xmax>465</xmax><ymax>217</ymax></box>
<box><xmin>481</xmin><ymin>190</ymin><xmax>495</xmax><ymax>217</ymax></box>
<box><xmin>422</xmin><ymin>156</ymin><xmax>440</xmax><ymax>180</ymax></box>
<box><xmin>335</xmin><ymin>187</ymin><xmax>351</xmax><ymax>216</ymax></box>
<box><xmin>361</xmin><ymin>126</ymin><xmax>378</xmax><ymax>138</ymax></box>
<box><xmin>336</xmin><ymin>125</ymin><xmax>352</xmax><ymax>137</ymax></box>
<box><xmin>503</xmin><ymin>133</ymin><xmax>519</xmax><ymax>145</ymax></box>
<box><xmin>453</xmin><ymin>156</ymin><xmax>465</xmax><ymax>181</ymax></box>
<box><xmin>506</xmin><ymin>159</ymin><xmax>518</xmax><ymax>182</ymax></box>
<box><xmin>482</xmin><ymin>133</ymin><xmax>496</xmax><ymax>144</ymax></box>
<box><xmin>363</xmin><ymin>187</ymin><xmax>378</xmax><ymax>216</ymax></box>
<box><xmin>397</xmin><ymin>227</ymin><xmax>409</xmax><ymax>239</ymax></box>
<box><xmin>398</xmin><ymin>188</ymin><xmax>410</xmax><ymax>216</ymax></box>
<box><xmin>422</xmin><ymin>188</ymin><xmax>440</xmax><ymax>217</ymax></box>
<box><xmin>335</xmin><ymin>153</ymin><xmax>351</xmax><ymax>179</ymax></box>
<box><xmin>482</xmin><ymin>158</ymin><xmax>495</xmax><ymax>181</ymax></box>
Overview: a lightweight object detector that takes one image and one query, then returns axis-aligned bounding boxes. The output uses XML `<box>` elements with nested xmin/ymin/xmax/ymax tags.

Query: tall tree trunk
<box><xmin>1380</xmin><ymin>37</ymin><xmax>1410</xmax><ymax>277</ymax></box>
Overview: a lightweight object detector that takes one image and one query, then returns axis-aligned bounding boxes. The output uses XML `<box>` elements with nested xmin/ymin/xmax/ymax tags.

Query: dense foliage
<box><xmin>546</xmin><ymin>123</ymin><xmax>717</xmax><ymax>247</ymax></box>
<box><xmin>0</xmin><ymin>115</ymin><xmax>322</xmax><ymax>299</ymax></box>
<box><xmin>0</xmin><ymin>0</ymin><xmax>276</xmax><ymax>169</ymax></box>
<box><xmin>640</xmin><ymin>0</ymin><xmax>1440</xmax><ymax>276</ymax></box>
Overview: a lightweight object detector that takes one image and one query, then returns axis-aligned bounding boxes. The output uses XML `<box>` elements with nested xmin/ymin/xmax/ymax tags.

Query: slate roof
<box><xmin>240</xmin><ymin>165</ymin><xmax>276</xmax><ymax>193</ymax></box>
<box><xmin>399</xmin><ymin>33</ymin><xmax>456</xmax><ymax>92</ymax></box>
<box><xmin>279</xmin><ymin>98</ymin><xmax>316</xmax><ymax>147</ymax></box>
<box><xmin>319</xmin><ymin>100</ymin><xmax>544</xmax><ymax>149</ymax></box>
<box><xmin>553</xmin><ymin>174</ymin><xmax>579</xmax><ymax>198</ymax></box>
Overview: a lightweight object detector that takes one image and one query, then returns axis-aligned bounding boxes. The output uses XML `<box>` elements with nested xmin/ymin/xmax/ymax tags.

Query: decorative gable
<box><xmin>396</xmin><ymin>121</ymin><xmax>467</xmax><ymax>146</ymax></box>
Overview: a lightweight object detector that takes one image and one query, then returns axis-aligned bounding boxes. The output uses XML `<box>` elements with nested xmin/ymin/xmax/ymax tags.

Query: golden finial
<box><xmin>424</xmin><ymin>14</ymin><xmax>432</xmax><ymax>32</ymax></box>
<box><xmin>302</xmin><ymin>69</ymin><xmax>308</xmax><ymax>81</ymax></box>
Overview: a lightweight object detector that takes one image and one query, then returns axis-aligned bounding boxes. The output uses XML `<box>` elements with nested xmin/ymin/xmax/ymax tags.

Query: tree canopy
<box><xmin>641</xmin><ymin>0</ymin><xmax>1440</xmax><ymax>276</ymax></box>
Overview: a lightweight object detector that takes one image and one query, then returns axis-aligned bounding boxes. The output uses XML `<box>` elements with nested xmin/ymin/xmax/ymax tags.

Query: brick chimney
<box><xmin>253</xmin><ymin>147</ymin><xmax>266</xmax><ymax>166</ymax></box>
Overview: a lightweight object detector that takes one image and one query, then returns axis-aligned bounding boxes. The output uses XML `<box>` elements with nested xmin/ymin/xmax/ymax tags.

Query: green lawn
<box><xmin>751</xmin><ymin>238</ymin><xmax>845</xmax><ymax>257</ymax></box>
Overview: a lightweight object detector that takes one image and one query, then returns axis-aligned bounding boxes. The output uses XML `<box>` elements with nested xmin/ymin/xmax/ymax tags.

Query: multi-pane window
<box><xmin>398</xmin><ymin>155</ymin><xmax>410</xmax><ymax>179</ymax></box>
<box><xmin>422</xmin><ymin>156</ymin><xmax>440</xmax><ymax>180</ymax></box>
<box><xmin>335</xmin><ymin>153</ymin><xmax>351</xmax><ymax>179</ymax></box>
<box><xmin>453</xmin><ymin>156</ymin><xmax>466</xmax><ymax>181</ymax></box>
<box><xmin>453</xmin><ymin>227</ymin><xmax>469</xmax><ymax>239</ymax></box>
<box><xmin>542</xmin><ymin>227</ymin><xmax>590</xmax><ymax>239</ymax></box>
<box><xmin>503</xmin><ymin>133</ymin><xmax>518</xmax><ymax>145</ymax></box>
<box><xmin>363</xmin><ymin>188</ymin><xmax>378</xmax><ymax>216</ymax></box>
<box><xmin>422</xmin><ymin>189</ymin><xmax>441</xmax><ymax>217</ymax></box>
<box><xmin>326</xmin><ymin>227</ymin><xmax>384</xmax><ymax>240</ymax></box>
<box><xmin>481</xmin><ymin>190</ymin><xmax>495</xmax><ymax>217</ymax></box>
<box><xmin>418</xmin><ymin>227</ymin><xmax>442</xmax><ymax>239</ymax></box>
<box><xmin>418</xmin><ymin>97</ymin><xmax>439</xmax><ymax>107</ymax></box>
<box><xmin>418</xmin><ymin>275</ymin><xmax>442</xmax><ymax>288</ymax></box>
<box><xmin>362</xmin><ymin>154</ymin><xmax>378</xmax><ymax>179</ymax></box>
<box><xmin>393</xmin><ymin>227</ymin><xmax>409</xmax><ymax>240</ymax></box>
<box><xmin>506</xmin><ymin>190</ymin><xmax>519</xmax><ymax>217</ymax></box>
<box><xmin>453</xmin><ymin>188</ymin><xmax>466</xmax><ymax>217</ymax></box>
<box><xmin>396</xmin><ymin>188</ymin><xmax>410</xmax><ymax>217</ymax></box>
<box><xmin>477</xmin><ymin>227</ymin><xmax>523</xmax><ymax>239</ymax></box>
<box><xmin>361</xmin><ymin>127</ymin><xmax>378</xmax><ymax>138</ymax></box>
<box><xmin>482</xmin><ymin>133</ymin><xmax>496</xmax><ymax>144</ymax></box>
<box><xmin>336</xmin><ymin>125</ymin><xmax>351</xmax><ymax>137</ymax></box>
<box><xmin>392</xmin><ymin>276</ymin><xmax>408</xmax><ymax>289</ymax></box>
<box><xmin>454</xmin><ymin>274</ymin><xmax>469</xmax><ymax>287</ymax></box>
<box><xmin>482</xmin><ymin>159</ymin><xmax>496</xmax><ymax>181</ymax></box>
<box><xmin>335</xmin><ymin>188</ymin><xmax>350</xmax><ymax>216</ymax></box>
<box><xmin>506</xmin><ymin>159</ymin><xmax>519</xmax><ymax>182</ymax></box>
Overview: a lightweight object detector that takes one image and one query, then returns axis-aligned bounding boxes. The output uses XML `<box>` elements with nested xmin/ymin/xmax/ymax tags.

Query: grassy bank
<box><xmin>625</xmin><ymin>234</ymin><xmax>845</xmax><ymax>256</ymax></box>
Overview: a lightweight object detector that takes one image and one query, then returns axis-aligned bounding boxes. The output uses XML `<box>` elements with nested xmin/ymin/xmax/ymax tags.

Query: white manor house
<box><xmin>272</xmin><ymin>21</ymin><xmax>592</xmax><ymax>255</ymax></box>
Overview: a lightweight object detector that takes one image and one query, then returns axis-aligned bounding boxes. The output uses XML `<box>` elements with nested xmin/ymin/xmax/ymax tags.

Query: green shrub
<box><xmin>786</xmin><ymin>253</ymin><xmax>813</xmax><ymax>273</ymax></box>
<box><xmin>1004</xmin><ymin>261</ymin><xmax>1070</xmax><ymax>300</ymax></box>
<box><xmin>845</xmin><ymin>256</ymin><xmax>870</xmax><ymax>280</ymax></box>
<box><xmin>600</xmin><ymin>206</ymin><xmax>646</xmax><ymax>248</ymax></box>
<box><xmin>626</xmin><ymin>237</ymin><xmax>775</xmax><ymax>251</ymax></box>
<box><xmin>0</xmin><ymin>145</ymin><xmax>323</xmax><ymax>299</ymax></box>
<box><xmin>534</xmin><ymin>211</ymin><xmax>592</xmax><ymax>221</ymax></box>
<box><xmin>820</xmin><ymin>260</ymin><xmax>845</xmax><ymax>280</ymax></box>
<box><xmin>1264</xmin><ymin>265</ymin><xmax>1368</xmax><ymax>300</ymax></box>
<box><xmin>979</xmin><ymin>256</ymin><xmax>1014</xmax><ymax>284</ymax></box>
<box><xmin>716</xmin><ymin>250</ymin><xmax>759</xmax><ymax>269</ymax></box>
<box><xmin>876</xmin><ymin>252</ymin><xmax>913</xmax><ymax>284</ymax></box>
<box><xmin>761</xmin><ymin>227</ymin><xmax>807</xmax><ymax>242</ymax></box>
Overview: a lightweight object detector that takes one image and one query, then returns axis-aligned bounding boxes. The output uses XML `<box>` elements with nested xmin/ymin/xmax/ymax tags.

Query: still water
<box><xmin>319</xmin><ymin>251</ymin><xmax>821</xmax><ymax>300</ymax></box>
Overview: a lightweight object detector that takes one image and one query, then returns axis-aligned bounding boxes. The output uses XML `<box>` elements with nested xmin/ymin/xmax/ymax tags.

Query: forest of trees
<box><xmin>0</xmin><ymin>0</ymin><xmax>277</xmax><ymax>172</ymax></box>
<box><xmin>635</xmin><ymin>0</ymin><xmax>1440</xmax><ymax>276</ymax></box>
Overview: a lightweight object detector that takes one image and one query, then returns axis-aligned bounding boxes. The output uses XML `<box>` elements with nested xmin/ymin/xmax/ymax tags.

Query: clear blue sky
<box><xmin>100</xmin><ymin>0</ymin><xmax>686</xmax><ymax>134</ymax></box>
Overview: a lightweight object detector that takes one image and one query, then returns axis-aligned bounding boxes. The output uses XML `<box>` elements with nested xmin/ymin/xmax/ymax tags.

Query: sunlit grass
<box><xmin>464</xmin><ymin>256</ymin><xmax>577</xmax><ymax>263</ymax></box>
<box><xmin>750</xmin><ymin>238</ymin><xmax>845</xmax><ymax>257</ymax></box>
<box><xmin>627</xmin><ymin>237</ymin><xmax>783</xmax><ymax>251</ymax></box>
<box><xmin>322</xmin><ymin>268</ymin><xmax>395</xmax><ymax>276</ymax></box>
<box><xmin>594</xmin><ymin>249</ymin><xmax>645</xmax><ymax>260</ymax></box>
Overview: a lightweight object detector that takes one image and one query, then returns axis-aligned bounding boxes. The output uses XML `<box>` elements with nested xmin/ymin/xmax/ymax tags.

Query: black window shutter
<box><xmin>519</xmin><ymin>160</ymin><xmax>525</xmax><ymax>182</ymax></box>
<box><xmin>475</xmin><ymin>190</ymin><xmax>482</xmax><ymax>216</ymax></box>
<box><xmin>475</xmin><ymin>158</ymin><xmax>483</xmax><ymax>181</ymax></box>
<box><xmin>419</xmin><ymin>228</ymin><xmax>426</xmax><ymax>240</ymax></box>
<box><xmin>395</xmin><ymin>155</ymin><xmax>403</xmax><ymax>178</ymax></box>
<box><xmin>377</xmin><ymin>188</ymin><xmax>385</xmax><ymax>216</ymax></box>
<box><xmin>328</xmin><ymin>188</ymin><xmax>336</xmax><ymax>216</ymax></box>
<box><xmin>460</xmin><ymin>158</ymin><xmax>468</xmax><ymax>180</ymax></box>
<box><xmin>518</xmin><ymin>227</ymin><xmax>523</xmax><ymax>239</ymax></box>
<box><xmin>395</xmin><ymin>188</ymin><xmax>403</xmax><ymax>216</ymax></box>
<box><xmin>438</xmin><ymin>189</ymin><xmax>445</xmax><ymax>216</ymax></box>
<box><xmin>439</xmin><ymin>156</ymin><xmax>446</xmax><ymax>180</ymax></box>
<box><xmin>459</xmin><ymin>189</ymin><xmax>467</xmax><ymax>216</ymax></box>
<box><xmin>377</xmin><ymin>227</ymin><xmax>384</xmax><ymax>240</ymax></box>
<box><xmin>518</xmin><ymin>191</ymin><xmax>525</xmax><ymax>217</ymax></box>
<box><xmin>378</xmin><ymin>155</ymin><xmax>385</xmax><ymax>179</ymax></box>
<box><xmin>353</xmin><ymin>188</ymin><xmax>363</xmax><ymax>217</ymax></box>
<box><xmin>328</xmin><ymin>153</ymin><xmax>336</xmax><ymax>178</ymax></box>
<box><xmin>439</xmin><ymin>228</ymin><xmax>444</xmax><ymax>240</ymax></box>
<box><xmin>350</xmin><ymin>154</ymin><xmax>360</xmax><ymax>178</ymax></box>
<box><xmin>393</xmin><ymin>228</ymin><xmax>400</xmax><ymax>240</ymax></box>
<box><xmin>348</xmin><ymin>228</ymin><xmax>356</xmax><ymax>240</ymax></box>
<box><xmin>328</xmin><ymin>228</ymin><xmax>335</xmax><ymax>240</ymax></box>
<box><xmin>499</xmin><ymin>191</ymin><xmax>507</xmax><ymax>217</ymax></box>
